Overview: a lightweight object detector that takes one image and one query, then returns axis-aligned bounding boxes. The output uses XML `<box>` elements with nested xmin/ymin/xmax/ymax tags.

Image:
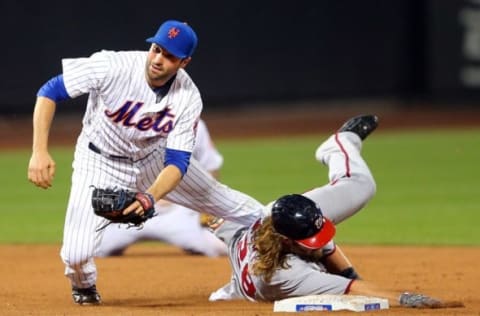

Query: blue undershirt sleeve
<box><xmin>37</xmin><ymin>74</ymin><xmax>70</xmax><ymax>103</ymax></box>
<box><xmin>165</xmin><ymin>148</ymin><xmax>192</xmax><ymax>176</ymax></box>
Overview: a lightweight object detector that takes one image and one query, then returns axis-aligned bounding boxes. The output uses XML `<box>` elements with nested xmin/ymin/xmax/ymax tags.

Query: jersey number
<box><xmin>238</xmin><ymin>234</ymin><xmax>256</xmax><ymax>299</ymax></box>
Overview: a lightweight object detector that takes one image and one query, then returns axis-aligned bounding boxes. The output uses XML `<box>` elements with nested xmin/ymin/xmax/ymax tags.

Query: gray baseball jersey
<box><xmin>210</xmin><ymin>132</ymin><xmax>375</xmax><ymax>302</ymax></box>
<box><xmin>211</xmin><ymin>220</ymin><xmax>351</xmax><ymax>302</ymax></box>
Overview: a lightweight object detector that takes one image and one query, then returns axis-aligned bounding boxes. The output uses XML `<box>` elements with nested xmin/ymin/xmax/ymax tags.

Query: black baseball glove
<box><xmin>91</xmin><ymin>187</ymin><xmax>156</xmax><ymax>230</ymax></box>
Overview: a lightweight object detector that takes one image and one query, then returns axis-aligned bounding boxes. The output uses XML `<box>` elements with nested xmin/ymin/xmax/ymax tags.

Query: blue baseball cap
<box><xmin>146</xmin><ymin>20</ymin><xmax>198</xmax><ymax>58</ymax></box>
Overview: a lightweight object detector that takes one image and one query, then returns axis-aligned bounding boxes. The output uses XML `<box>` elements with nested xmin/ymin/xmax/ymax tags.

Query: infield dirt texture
<box><xmin>1</xmin><ymin>103</ymin><xmax>479</xmax><ymax>315</ymax></box>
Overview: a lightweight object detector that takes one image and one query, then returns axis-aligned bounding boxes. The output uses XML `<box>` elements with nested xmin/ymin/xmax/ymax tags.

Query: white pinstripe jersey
<box><xmin>62</xmin><ymin>50</ymin><xmax>202</xmax><ymax>161</ymax></box>
<box><xmin>193</xmin><ymin>119</ymin><xmax>223</xmax><ymax>172</ymax></box>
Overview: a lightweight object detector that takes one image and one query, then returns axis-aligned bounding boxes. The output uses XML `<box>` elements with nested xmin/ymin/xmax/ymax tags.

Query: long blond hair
<box><xmin>251</xmin><ymin>217</ymin><xmax>290</xmax><ymax>283</ymax></box>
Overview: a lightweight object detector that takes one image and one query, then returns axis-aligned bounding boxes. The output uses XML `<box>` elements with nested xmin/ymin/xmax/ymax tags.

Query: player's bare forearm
<box><xmin>322</xmin><ymin>245</ymin><xmax>354</xmax><ymax>275</ymax></box>
<box><xmin>147</xmin><ymin>164</ymin><xmax>182</xmax><ymax>200</ymax></box>
<box><xmin>348</xmin><ymin>280</ymin><xmax>401</xmax><ymax>306</ymax></box>
<box><xmin>28</xmin><ymin>97</ymin><xmax>57</xmax><ymax>189</ymax></box>
<box><xmin>32</xmin><ymin>96</ymin><xmax>56</xmax><ymax>152</ymax></box>
<box><xmin>123</xmin><ymin>165</ymin><xmax>182</xmax><ymax>215</ymax></box>
<box><xmin>349</xmin><ymin>280</ymin><xmax>464</xmax><ymax>308</ymax></box>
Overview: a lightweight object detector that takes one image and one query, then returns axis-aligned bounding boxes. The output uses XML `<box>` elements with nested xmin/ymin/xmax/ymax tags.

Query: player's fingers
<box><xmin>28</xmin><ymin>156</ymin><xmax>55</xmax><ymax>189</ymax></box>
<box><xmin>28</xmin><ymin>167</ymin><xmax>49</xmax><ymax>189</ymax></box>
<box><xmin>41</xmin><ymin>165</ymin><xmax>56</xmax><ymax>188</ymax></box>
<box><xmin>136</xmin><ymin>206</ymin><xmax>145</xmax><ymax>216</ymax></box>
<box><xmin>123</xmin><ymin>201</ymin><xmax>141</xmax><ymax>215</ymax></box>
<box><xmin>27</xmin><ymin>167</ymin><xmax>38</xmax><ymax>184</ymax></box>
<box><xmin>122</xmin><ymin>204</ymin><xmax>134</xmax><ymax>215</ymax></box>
<box><xmin>132</xmin><ymin>204</ymin><xmax>145</xmax><ymax>216</ymax></box>
<box><xmin>27</xmin><ymin>161</ymin><xmax>42</xmax><ymax>185</ymax></box>
<box><xmin>39</xmin><ymin>167</ymin><xmax>53</xmax><ymax>188</ymax></box>
<box><xmin>48</xmin><ymin>162</ymin><xmax>56</xmax><ymax>179</ymax></box>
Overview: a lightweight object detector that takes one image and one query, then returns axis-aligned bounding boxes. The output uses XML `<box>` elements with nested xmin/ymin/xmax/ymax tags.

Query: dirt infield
<box><xmin>1</xmin><ymin>244</ymin><xmax>478</xmax><ymax>315</ymax></box>
<box><xmin>2</xmin><ymin>103</ymin><xmax>480</xmax><ymax>315</ymax></box>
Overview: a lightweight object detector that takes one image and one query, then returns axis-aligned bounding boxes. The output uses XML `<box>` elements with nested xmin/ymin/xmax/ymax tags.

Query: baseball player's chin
<box><xmin>147</xmin><ymin>71</ymin><xmax>168</xmax><ymax>86</ymax></box>
<box><xmin>147</xmin><ymin>64</ymin><xmax>166</xmax><ymax>76</ymax></box>
<box><xmin>147</xmin><ymin>67</ymin><xmax>160</xmax><ymax>77</ymax></box>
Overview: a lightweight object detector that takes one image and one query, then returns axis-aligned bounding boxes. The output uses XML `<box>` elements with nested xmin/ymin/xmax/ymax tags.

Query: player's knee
<box><xmin>353</xmin><ymin>173</ymin><xmax>376</xmax><ymax>203</ymax></box>
<box><xmin>364</xmin><ymin>176</ymin><xmax>376</xmax><ymax>200</ymax></box>
<box><xmin>60</xmin><ymin>248</ymin><xmax>93</xmax><ymax>268</ymax></box>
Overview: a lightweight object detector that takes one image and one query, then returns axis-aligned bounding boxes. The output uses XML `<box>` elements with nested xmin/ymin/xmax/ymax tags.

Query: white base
<box><xmin>273</xmin><ymin>294</ymin><xmax>389</xmax><ymax>312</ymax></box>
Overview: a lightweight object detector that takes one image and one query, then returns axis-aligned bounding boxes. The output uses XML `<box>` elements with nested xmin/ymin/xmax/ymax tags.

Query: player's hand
<box><xmin>28</xmin><ymin>151</ymin><xmax>56</xmax><ymax>189</ymax></box>
<box><xmin>122</xmin><ymin>200</ymin><xmax>145</xmax><ymax>216</ymax></box>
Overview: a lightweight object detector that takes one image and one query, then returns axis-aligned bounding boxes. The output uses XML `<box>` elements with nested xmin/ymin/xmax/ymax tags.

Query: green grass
<box><xmin>1</xmin><ymin>129</ymin><xmax>479</xmax><ymax>245</ymax></box>
<box><xmin>0</xmin><ymin>148</ymin><xmax>73</xmax><ymax>243</ymax></box>
<box><xmin>216</xmin><ymin>129</ymin><xmax>480</xmax><ymax>246</ymax></box>
<box><xmin>352</xmin><ymin>130</ymin><xmax>479</xmax><ymax>246</ymax></box>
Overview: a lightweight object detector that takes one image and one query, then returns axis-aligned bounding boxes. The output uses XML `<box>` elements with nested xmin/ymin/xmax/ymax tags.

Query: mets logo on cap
<box><xmin>168</xmin><ymin>27</ymin><xmax>180</xmax><ymax>39</ymax></box>
<box><xmin>146</xmin><ymin>20</ymin><xmax>199</xmax><ymax>58</ymax></box>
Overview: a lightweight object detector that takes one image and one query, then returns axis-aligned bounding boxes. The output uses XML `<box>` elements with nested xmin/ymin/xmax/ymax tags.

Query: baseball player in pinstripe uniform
<box><xmin>209</xmin><ymin>115</ymin><xmax>462</xmax><ymax>309</ymax></box>
<box><xmin>27</xmin><ymin>20</ymin><xmax>264</xmax><ymax>305</ymax></box>
<box><xmin>98</xmin><ymin>119</ymin><xmax>227</xmax><ymax>257</ymax></box>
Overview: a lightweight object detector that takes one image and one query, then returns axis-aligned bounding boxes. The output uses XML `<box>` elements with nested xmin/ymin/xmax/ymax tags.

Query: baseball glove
<box><xmin>91</xmin><ymin>187</ymin><xmax>156</xmax><ymax>230</ymax></box>
<box><xmin>399</xmin><ymin>292</ymin><xmax>464</xmax><ymax>308</ymax></box>
<box><xmin>199</xmin><ymin>213</ymin><xmax>225</xmax><ymax>231</ymax></box>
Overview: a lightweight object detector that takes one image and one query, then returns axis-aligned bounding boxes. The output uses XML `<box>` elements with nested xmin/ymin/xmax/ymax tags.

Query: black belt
<box><xmin>88</xmin><ymin>142</ymin><xmax>130</xmax><ymax>160</ymax></box>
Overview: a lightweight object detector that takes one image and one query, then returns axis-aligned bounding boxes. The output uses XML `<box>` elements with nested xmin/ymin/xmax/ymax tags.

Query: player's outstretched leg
<box><xmin>315</xmin><ymin>114</ymin><xmax>379</xmax><ymax>165</ymax></box>
<box><xmin>307</xmin><ymin>115</ymin><xmax>378</xmax><ymax>224</ymax></box>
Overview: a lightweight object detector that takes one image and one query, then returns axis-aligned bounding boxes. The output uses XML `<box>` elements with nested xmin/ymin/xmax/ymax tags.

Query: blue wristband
<box><xmin>165</xmin><ymin>148</ymin><xmax>191</xmax><ymax>176</ymax></box>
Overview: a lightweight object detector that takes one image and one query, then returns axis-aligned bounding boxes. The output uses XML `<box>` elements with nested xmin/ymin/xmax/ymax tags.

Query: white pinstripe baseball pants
<box><xmin>61</xmin><ymin>139</ymin><xmax>264</xmax><ymax>288</ymax></box>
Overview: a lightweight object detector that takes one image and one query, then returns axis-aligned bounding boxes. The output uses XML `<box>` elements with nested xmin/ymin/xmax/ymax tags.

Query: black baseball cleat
<box><xmin>72</xmin><ymin>285</ymin><xmax>102</xmax><ymax>305</ymax></box>
<box><xmin>338</xmin><ymin>114</ymin><xmax>379</xmax><ymax>140</ymax></box>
